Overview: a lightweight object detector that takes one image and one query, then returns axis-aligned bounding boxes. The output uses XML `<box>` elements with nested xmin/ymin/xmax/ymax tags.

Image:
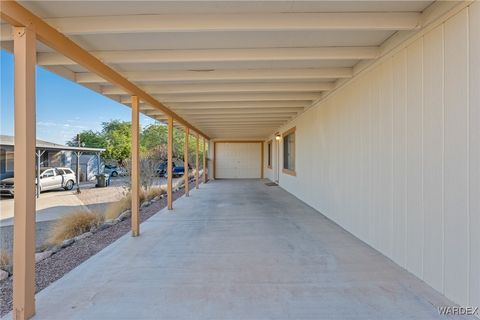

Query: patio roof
<box><xmin>0</xmin><ymin>134</ymin><xmax>105</xmax><ymax>153</ymax></box>
<box><xmin>0</xmin><ymin>0</ymin><xmax>437</xmax><ymax>139</ymax></box>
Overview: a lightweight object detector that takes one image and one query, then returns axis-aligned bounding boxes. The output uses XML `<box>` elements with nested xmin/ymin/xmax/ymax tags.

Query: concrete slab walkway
<box><xmin>24</xmin><ymin>180</ymin><xmax>465</xmax><ymax>319</ymax></box>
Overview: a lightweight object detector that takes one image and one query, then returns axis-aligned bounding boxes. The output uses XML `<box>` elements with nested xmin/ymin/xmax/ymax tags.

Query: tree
<box><xmin>141</xmin><ymin>124</ymin><xmax>167</xmax><ymax>151</ymax></box>
<box><xmin>67</xmin><ymin>120</ymin><xmax>131</xmax><ymax>163</ymax></box>
<box><xmin>68</xmin><ymin>120</ymin><xmax>206</xmax><ymax>165</ymax></box>
<box><xmin>141</xmin><ymin>124</ymin><xmax>195</xmax><ymax>162</ymax></box>
<box><xmin>66</xmin><ymin>130</ymin><xmax>105</xmax><ymax>148</ymax></box>
<box><xmin>102</xmin><ymin>120</ymin><xmax>131</xmax><ymax>163</ymax></box>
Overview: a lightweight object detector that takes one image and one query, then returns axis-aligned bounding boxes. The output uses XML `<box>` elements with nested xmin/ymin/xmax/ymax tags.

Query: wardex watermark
<box><xmin>438</xmin><ymin>306</ymin><xmax>479</xmax><ymax>316</ymax></box>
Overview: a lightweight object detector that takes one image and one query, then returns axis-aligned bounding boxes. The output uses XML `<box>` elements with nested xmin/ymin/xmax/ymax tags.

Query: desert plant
<box><xmin>104</xmin><ymin>189</ymin><xmax>149</xmax><ymax>220</ymax></box>
<box><xmin>48</xmin><ymin>210</ymin><xmax>104</xmax><ymax>245</ymax></box>
<box><xmin>144</xmin><ymin>186</ymin><xmax>166</xmax><ymax>201</ymax></box>
<box><xmin>0</xmin><ymin>249</ymin><xmax>11</xmax><ymax>270</ymax></box>
<box><xmin>104</xmin><ymin>196</ymin><xmax>131</xmax><ymax>221</ymax></box>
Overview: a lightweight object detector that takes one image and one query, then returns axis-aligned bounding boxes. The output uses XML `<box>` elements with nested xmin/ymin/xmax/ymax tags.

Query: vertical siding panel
<box><xmin>422</xmin><ymin>25</ymin><xmax>445</xmax><ymax>293</ymax></box>
<box><xmin>358</xmin><ymin>80</ymin><xmax>370</xmax><ymax>241</ymax></box>
<box><xmin>444</xmin><ymin>9</ymin><xmax>469</xmax><ymax>305</ymax></box>
<box><xmin>379</xmin><ymin>61</ymin><xmax>394</xmax><ymax>258</ymax></box>
<box><xmin>392</xmin><ymin>50</ymin><xmax>407</xmax><ymax>268</ymax></box>
<box><xmin>365</xmin><ymin>72</ymin><xmax>374</xmax><ymax>244</ymax></box>
<box><xmin>371</xmin><ymin>70</ymin><xmax>381</xmax><ymax>249</ymax></box>
<box><xmin>468</xmin><ymin>1</ymin><xmax>480</xmax><ymax>308</ymax></box>
<box><xmin>367</xmin><ymin>72</ymin><xmax>377</xmax><ymax>247</ymax></box>
<box><xmin>406</xmin><ymin>38</ymin><xmax>424</xmax><ymax>278</ymax></box>
<box><xmin>359</xmin><ymin>81</ymin><xmax>371</xmax><ymax>242</ymax></box>
<box><xmin>318</xmin><ymin>105</ymin><xmax>328</xmax><ymax>214</ymax></box>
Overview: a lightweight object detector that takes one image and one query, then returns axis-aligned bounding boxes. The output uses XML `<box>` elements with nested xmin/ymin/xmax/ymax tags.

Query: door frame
<box><xmin>213</xmin><ymin>140</ymin><xmax>264</xmax><ymax>179</ymax></box>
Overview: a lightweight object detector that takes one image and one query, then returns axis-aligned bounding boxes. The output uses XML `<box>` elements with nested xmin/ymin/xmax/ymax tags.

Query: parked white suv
<box><xmin>0</xmin><ymin>167</ymin><xmax>76</xmax><ymax>197</ymax></box>
<box><xmin>37</xmin><ymin>167</ymin><xmax>76</xmax><ymax>192</ymax></box>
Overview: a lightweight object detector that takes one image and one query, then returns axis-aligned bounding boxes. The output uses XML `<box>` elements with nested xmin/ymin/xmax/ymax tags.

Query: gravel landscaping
<box><xmin>0</xmin><ymin>180</ymin><xmax>199</xmax><ymax>317</ymax></box>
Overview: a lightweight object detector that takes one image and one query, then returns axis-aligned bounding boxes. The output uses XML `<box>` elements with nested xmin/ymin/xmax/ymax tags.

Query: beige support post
<box><xmin>184</xmin><ymin>127</ymin><xmax>190</xmax><ymax>197</ymax></box>
<box><xmin>195</xmin><ymin>133</ymin><xmax>199</xmax><ymax>189</ymax></box>
<box><xmin>203</xmin><ymin>137</ymin><xmax>207</xmax><ymax>183</ymax></box>
<box><xmin>131</xmin><ymin>96</ymin><xmax>140</xmax><ymax>236</ymax></box>
<box><xmin>12</xmin><ymin>26</ymin><xmax>36</xmax><ymax>320</ymax></box>
<box><xmin>167</xmin><ymin>116</ymin><xmax>173</xmax><ymax>209</ymax></box>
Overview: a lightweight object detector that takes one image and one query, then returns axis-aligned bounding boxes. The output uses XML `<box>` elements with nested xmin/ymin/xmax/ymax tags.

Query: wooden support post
<box><xmin>202</xmin><ymin>137</ymin><xmax>207</xmax><ymax>183</ymax></box>
<box><xmin>184</xmin><ymin>127</ymin><xmax>190</xmax><ymax>197</ymax></box>
<box><xmin>195</xmin><ymin>133</ymin><xmax>199</xmax><ymax>189</ymax></box>
<box><xmin>12</xmin><ymin>26</ymin><xmax>36</xmax><ymax>320</ymax></box>
<box><xmin>167</xmin><ymin>116</ymin><xmax>173</xmax><ymax>209</ymax></box>
<box><xmin>131</xmin><ymin>96</ymin><xmax>140</xmax><ymax>236</ymax></box>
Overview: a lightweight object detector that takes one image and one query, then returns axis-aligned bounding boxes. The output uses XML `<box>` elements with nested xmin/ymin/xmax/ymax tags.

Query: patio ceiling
<box><xmin>1</xmin><ymin>1</ymin><xmax>434</xmax><ymax>139</ymax></box>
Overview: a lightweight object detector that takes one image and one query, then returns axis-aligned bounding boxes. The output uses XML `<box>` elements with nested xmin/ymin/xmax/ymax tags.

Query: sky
<box><xmin>0</xmin><ymin>49</ymin><xmax>156</xmax><ymax>145</ymax></box>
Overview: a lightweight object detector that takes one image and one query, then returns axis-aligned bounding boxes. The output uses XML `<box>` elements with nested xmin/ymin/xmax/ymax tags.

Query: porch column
<box><xmin>12</xmin><ymin>26</ymin><xmax>36</xmax><ymax>320</ymax></box>
<box><xmin>167</xmin><ymin>116</ymin><xmax>173</xmax><ymax>210</ymax></box>
<box><xmin>195</xmin><ymin>133</ymin><xmax>199</xmax><ymax>189</ymax></box>
<box><xmin>184</xmin><ymin>127</ymin><xmax>189</xmax><ymax>197</ymax></box>
<box><xmin>131</xmin><ymin>96</ymin><xmax>140</xmax><ymax>236</ymax></box>
<box><xmin>202</xmin><ymin>137</ymin><xmax>207</xmax><ymax>183</ymax></box>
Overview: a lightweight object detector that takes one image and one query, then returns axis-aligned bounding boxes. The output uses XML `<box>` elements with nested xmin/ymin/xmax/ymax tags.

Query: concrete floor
<box><xmin>23</xmin><ymin>180</ymin><xmax>467</xmax><ymax>319</ymax></box>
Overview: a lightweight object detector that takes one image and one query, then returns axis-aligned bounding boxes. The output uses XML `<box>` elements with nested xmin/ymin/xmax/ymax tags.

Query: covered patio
<box><xmin>1</xmin><ymin>0</ymin><xmax>479</xmax><ymax>319</ymax></box>
<box><xmin>8</xmin><ymin>180</ymin><xmax>461</xmax><ymax>319</ymax></box>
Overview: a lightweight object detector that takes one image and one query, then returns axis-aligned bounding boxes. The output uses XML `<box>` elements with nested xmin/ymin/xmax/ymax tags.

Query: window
<box><xmin>267</xmin><ymin>140</ymin><xmax>272</xmax><ymax>169</ymax></box>
<box><xmin>282</xmin><ymin>127</ymin><xmax>296</xmax><ymax>176</ymax></box>
<box><xmin>42</xmin><ymin>169</ymin><xmax>55</xmax><ymax>178</ymax></box>
<box><xmin>5</xmin><ymin>151</ymin><xmax>14</xmax><ymax>172</ymax></box>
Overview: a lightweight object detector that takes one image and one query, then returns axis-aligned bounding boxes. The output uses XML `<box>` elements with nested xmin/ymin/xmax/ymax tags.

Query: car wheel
<box><xmin>111</xmin><ymin>171</ymin><xmax>118</xmax><ymax>177</ymax></box>
<box><xmin>64</xmin><ymin>180</ymin><xmax>74</xmax><ymax>190</ymax></box>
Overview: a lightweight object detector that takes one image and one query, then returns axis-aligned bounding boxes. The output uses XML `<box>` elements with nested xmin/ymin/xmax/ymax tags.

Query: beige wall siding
<box><xmin>469</xmin><ymin>0</ymin><xmax>480</xmax><ymax>309</ymax></box>
<box><xmin>266</xmin><ymin>3</ymin><xmax>480</xmax><ymax>308</ymax></box>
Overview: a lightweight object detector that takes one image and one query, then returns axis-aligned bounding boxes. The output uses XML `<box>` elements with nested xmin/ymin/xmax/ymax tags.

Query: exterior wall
<box><xmin>266</xmin><ymin>3</ymin><xmax>479</xmax><ymax>308</ymax></box>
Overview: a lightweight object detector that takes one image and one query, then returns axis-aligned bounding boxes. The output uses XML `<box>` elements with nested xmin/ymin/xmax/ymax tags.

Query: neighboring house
<box><xmin>0</xmin><ymin>135</ymin><xmax>105</xmax><ymax>182</ymax></box>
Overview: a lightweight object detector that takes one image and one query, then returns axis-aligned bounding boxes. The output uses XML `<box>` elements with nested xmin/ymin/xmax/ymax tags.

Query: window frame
<box><xmin>5</xmin><ymin>151</ymin><xmax>14</xmax><ymax>172</ymax></box>
<box><xmin>282</xmin><ymin>127</ymin><xmax>296</xmax><ymax>176</ymax></box>
<box><xmin>41</xmin><ymin>169</ymin><xmax>55</xmax><ymax>178</ymax></box>
<box><xmin>266</xmin><ymin>140</ymin><xmax>272</xmax><ymax>169</ymax></box>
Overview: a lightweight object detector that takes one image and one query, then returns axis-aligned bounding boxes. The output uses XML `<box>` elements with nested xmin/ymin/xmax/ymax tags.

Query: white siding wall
<box><xmin>265</xmin><ymin>3</ymin><xmax>480</xmax><ymax>308</ymax></box>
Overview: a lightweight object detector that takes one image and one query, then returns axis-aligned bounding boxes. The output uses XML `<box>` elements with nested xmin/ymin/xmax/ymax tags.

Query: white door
<box><xmin>216</xmin><ymin>142</ymin><xmax>261</xmax><ymax>179</ymax></box>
